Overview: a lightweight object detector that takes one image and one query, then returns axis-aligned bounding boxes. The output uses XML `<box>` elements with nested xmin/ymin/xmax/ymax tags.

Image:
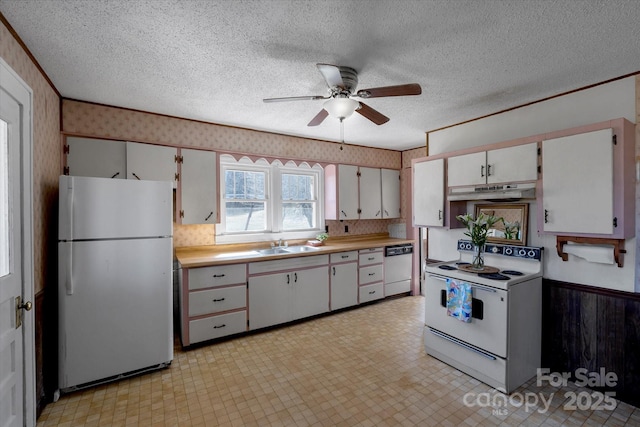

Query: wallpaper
<box><xmin>62</xmin><ymin>99</ymin><xmax>408</xmax><ymax>246</ymax></box>
<box><xmin>1</xmin><ymin>19</ymin><xmax>60</xmax><ymax>294</ymax></box>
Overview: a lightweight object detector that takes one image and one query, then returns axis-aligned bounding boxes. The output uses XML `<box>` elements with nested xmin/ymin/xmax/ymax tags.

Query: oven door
<box><xmin>424</xmin><ymin>273</ymin><xmax>507</xmax><ymax>358</ymax></box>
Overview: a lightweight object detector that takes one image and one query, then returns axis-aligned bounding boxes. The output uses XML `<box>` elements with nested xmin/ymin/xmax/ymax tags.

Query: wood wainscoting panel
<box><xmin>542</xmin><ymin>279</ymin><xmax>640</xmax><ymax>408</ymax></box>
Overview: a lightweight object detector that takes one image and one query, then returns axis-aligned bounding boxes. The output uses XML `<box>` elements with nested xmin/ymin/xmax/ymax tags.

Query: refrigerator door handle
<box><xmin>67</xmin><ymin>176</ymin><xmax>74</xmax><ymax>241</ymax></box>
<box><xmin>63</xmin><ymin>243</ymin><xmax>74</xmax><ymax>295</ymax></box>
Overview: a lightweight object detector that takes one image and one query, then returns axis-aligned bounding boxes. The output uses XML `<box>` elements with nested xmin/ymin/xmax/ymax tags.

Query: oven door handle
<box><xmin>429</xmin><ymin>328</ymin><xmax>497</xmax><ymax>361</ymax></box>
<box><xmin>427</xmin><ymin>274</ymin><xmax>497</xmax><ymax>293</ymax></box>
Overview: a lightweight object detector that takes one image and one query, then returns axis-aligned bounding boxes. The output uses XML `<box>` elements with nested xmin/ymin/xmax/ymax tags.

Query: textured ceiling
<box><xmin>1</xmin><ymin>0</ymin><xmax>639</xmax><ymax>150</ymax></box>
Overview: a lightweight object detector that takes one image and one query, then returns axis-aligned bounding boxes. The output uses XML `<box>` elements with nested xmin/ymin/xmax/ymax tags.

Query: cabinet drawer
<box><xmin>189</xmin><ymin>311</ymin><xmax>246</xmax><ymax>344</ymax></box>
<box><xmin>359</xmin><ymin>251</ymin><xmax>383</xmax><ymax>266</ymax></box>
<box><xmin>359</xmin><ymin>283</ymin><xmax>384</xmax><ymax>303</ymax></box>
<box><xmin>188</xmin><ymin>264</ymin><xmax>246</xmax><ymax>290</ymax></box>
<box><xmin>189</xmin><ymin>285</ymin><xmax>246</xmax><ymax>316</ymax></box>
<box><xmin>330</xmin><ymin>251</ymin><xmax>358</xmax><ymax>263</ymax></box>
<box><xmin>359</xmin><ymin>264</ymin><xmax>383</xmax><ymax>285</ymax></box>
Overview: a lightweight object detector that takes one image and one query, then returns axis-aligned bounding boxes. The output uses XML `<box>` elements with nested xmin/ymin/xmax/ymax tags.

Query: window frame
<box><xmin>216</xmin><ymin>156</ymin><xmax>324</xmax><ymax>244</ymax></box>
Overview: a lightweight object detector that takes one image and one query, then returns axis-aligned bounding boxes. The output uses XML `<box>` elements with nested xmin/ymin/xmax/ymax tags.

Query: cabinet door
<box><xmin>542</xmin><ymin>129</ymin><xmax>613</xmax><ymax>234</ymax></box>
<box><xmin>330</xmin><ymin>262</ymin><xmax>358</xmax><ymax>310</ymax></box>
<box><xmin>487</xmin><ymin>143</ymin><xmax>538</xmax><ymax>184</ymax></box>
<box><xmin>337</xmin><ymin>164</ymin><xmax>359</xmax><ymax>219</ymax></box>
<box><xmin>126</xmin><ymin>142</ymin><xmax>177</xmax><ymax>184</ymax></box>
<box><xmin>359</xmin><ymin>167</ymin><xmax>382</xmax><ymax>219</ymax></box>
<box><xmin>248</xmin><ymin>272</ymin><xmax>292</xmax><ymax>330</ymax></box>
<box><xmin>180</xmin><ymin>148</ymin><xmax>217</xmax><ymax>224</ymax></box>
<box><xmin>66</xmin><ymin>137</ymin><xmax>126</xmax><ymax>179</ymax></box>
<box><xmin>447</xmin><ymin>151</ymin><xmax>486</xmax><ymax>187</ymax></box>
<box><xmin>381</xmin><ymin>169</ymin><xmax>400</xmax><ymax>218</ymax></box>
<box><xmin>413</xmin><ymin>158</ymin><xmax>444</xmax><ymax>227</ymax></box>
<box><xmin>293</xmin><ymin>266</ymin><xmax>329</xmax><ymax>320</ymax></box>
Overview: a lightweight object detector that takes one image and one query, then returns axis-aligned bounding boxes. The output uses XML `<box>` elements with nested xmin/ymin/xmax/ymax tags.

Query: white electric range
<box><xmin>423</xmin><ymin>239</ymin><xmax>544</xmax><ymax>393</ymax></box>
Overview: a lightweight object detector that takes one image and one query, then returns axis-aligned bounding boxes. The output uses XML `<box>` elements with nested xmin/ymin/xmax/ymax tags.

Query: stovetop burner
<box><xmin>438</xmin><ymin>265</ymin><xmax>457</xmax><ymax>271</ymax></box>
<box><xmin>501</xmin><ymin>270</ymin><xmax>523</xmax><ymax>276</ymax></box>
<box><xmin>478</xmin><ymin>273</ymin><xmax>511</xmax><ymax>281</ymax></box>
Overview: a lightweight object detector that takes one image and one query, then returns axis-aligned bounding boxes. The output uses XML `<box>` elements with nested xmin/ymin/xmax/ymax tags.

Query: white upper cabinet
<box><xmin>179</xmin><ymin>148</ymin><xmax>217</xmax><ymax>225</ymax></box>
<box><xmin>359</xmin><ymin>167</ymin><xmax>383</xmax><ymax>219</ymax></box>
<box><xmin>326</xmin><ymin>164</ymin><xmax>400</xmax><ymax>220</ymax></box>
<box><xmin>325</xmin><ymin>164</ymin><xmax>359</xmax><ymax>220</ymax></box>
<box><xmin>542</xmin><ymin>129</ymin><xmax>614</xmax><ymax>234</ymax></box>
<box><xmin>413</xmin><ymin>158</ymin><xmax>444</xmax><ymax>227</ymax></box>
<box><xmin>447</xmin><ymin>152</ymin><xmax>486</xmax><ymax>187</ymax></box>
<box><xmin>447</xmin><ymin>143</ymin><xmax>538</xmax><ymax>187</ymax></box>
<box><xmin>381</xmin><ymin>168</ymin><xmax>401</xmax><ymax>219</ymax></box>
<box><xmin>539</xmin><ymin>119</ymin><xmax>635</xmax><ymax>238</ymax></box>
<box><xmin>486</xmin><ymin>143</ymin><xmax>538</xmax><ymax>184</ymax></box>
<box><xmin>126</xmin><ymin>142</ymin><xmax>177</xmax><ymax>185</ymax></box>
<box><xmin>66</xmin><ymin>137</ymin><xmax>126</xmax><ymax>179</ymax></box>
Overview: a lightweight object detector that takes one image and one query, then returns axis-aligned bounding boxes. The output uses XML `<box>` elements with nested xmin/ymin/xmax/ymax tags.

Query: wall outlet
<box><xmin>344</xmin><ymin>225</ymin><xmax>349</xmax><ymax>233</ymax></box>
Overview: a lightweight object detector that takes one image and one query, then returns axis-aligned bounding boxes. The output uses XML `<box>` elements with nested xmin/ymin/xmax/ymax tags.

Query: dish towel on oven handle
<box><xmin>446</xmin><ymin>278</ymin><xmax>473</xmax><ymax>323</ymax></box>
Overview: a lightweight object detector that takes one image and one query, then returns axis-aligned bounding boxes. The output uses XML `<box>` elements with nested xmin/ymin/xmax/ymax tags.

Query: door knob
<box><xmin>15</xmin><ymin>296</ymin><xmax>32</xmax><ymax>329</ymax></box>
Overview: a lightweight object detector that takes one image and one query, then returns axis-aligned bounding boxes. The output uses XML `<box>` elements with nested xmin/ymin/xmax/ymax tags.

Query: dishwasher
<box><xmin>384</xmin><ymin>243</ymin><xmax>413</xmax><ymax>296</ymax></box>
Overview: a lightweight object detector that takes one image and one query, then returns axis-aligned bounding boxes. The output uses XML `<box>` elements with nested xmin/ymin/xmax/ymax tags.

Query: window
<box><xmin>217</xmin><ymin>155</ymin><xmax>323</xmax><ymax>243</ymax></box>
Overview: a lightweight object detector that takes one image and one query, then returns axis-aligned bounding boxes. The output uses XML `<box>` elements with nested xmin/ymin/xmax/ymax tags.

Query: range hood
<box><xmin>448</xmin><ymin>182</ymin><xmax>536</xmax><ymax>201</ymax></box>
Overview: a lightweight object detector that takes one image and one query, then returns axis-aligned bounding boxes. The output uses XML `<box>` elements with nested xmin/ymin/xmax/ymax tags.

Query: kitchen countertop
<box><xmin>175</xmin><ymin>233</ymin><xmax>415</xmax><ymax>268</ymax></box>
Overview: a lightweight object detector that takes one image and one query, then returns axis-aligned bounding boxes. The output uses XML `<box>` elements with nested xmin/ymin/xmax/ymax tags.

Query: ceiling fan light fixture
<box><xmin>323</xmin><ymin>98</ymin><xmax>359</xmax><ymax>119</ymax></box>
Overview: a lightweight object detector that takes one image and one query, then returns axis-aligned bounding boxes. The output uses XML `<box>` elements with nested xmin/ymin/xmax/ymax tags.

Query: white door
<box><xmin>66</xmin><ymin>137</ymin><xmax>127</xmax><ymax>178</ymax></box>
<box><xmin>0</xmin><ymin>59</ymin><xmax>35</xmax><ymax>426</ymax></box>
<box><xmin>330</xmin><ymin>262</ymin><xmax>358</xmax><ymax>310</ymax></box>
<box><xmin>358</xmin><ymin>167</ymin><xmax>382</xmax><ymax>219</ymax></box>
<box><xmin>380</xmin><ymin>168</ymin><xmax>400</xmax><ymax>218</ymax></box>
<box><xmin>337</xmin><ymin>164</ymin><xmax>359</xmax><ymax>219</ymax></box>
<box><xmin>486</xmin><ymin>143</ymin><xmax>538</xmax><ymax>184</ymax></box>
<box><xmin>542</xmin><ymin>129</ymin><xmax>614</xmax><ymax>234</ymax></box>
<box><xmin>447</xmin><ymin>151</ymin><xmax>486</xmax><ymax>187</ymax></box>
<box><xmin>180</xmin><ymin>148</ymin><xmax>217</xmax><ymax>224</ymax></box>
<box><xmin>413</xmin><ymin>158</ymin><xmax>444</xmax><ymax>227</ymax></box>
<box><xmin>248</xmin><ymin>273</ymin><xmax>292</xmax><ymax>329</ymax></box>
<box><xmin>125</xmin><ymin>141</ymin><xmax>177</xmax><ymax>184</ymax></box>
<box><xmin>293</xmin><ymin>266</ymin><xmax>329</xmax><ymax>319</ymax></box>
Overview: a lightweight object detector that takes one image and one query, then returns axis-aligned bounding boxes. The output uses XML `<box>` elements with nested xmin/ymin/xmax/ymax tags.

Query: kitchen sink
<box><xmin>284</xmin><ymin>245</ymin><xmax>320</xmax><ymax>253</ymax></box>
<box><xmin>257</xmin><ymin>247</ymin><xmax>291</xmax><ymax>255</ymax></box>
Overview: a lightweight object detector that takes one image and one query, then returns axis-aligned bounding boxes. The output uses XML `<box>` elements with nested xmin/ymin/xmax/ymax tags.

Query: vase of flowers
<box><xmin>456</xmin><ymin>212</ymin><xmax>502</xmax><ymax>270</ymax></box>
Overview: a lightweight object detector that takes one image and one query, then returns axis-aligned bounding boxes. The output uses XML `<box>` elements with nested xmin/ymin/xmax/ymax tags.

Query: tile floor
<box><xmin>38</xmin><ymin>296</ymin><xmax>640</xmax><ymax>426</ymax></box>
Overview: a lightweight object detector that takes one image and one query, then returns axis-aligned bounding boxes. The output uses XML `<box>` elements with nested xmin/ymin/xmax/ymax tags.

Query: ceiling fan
<box><xmin>263</xmin><ymin>63</ymin><xmax>422</xmax><ymax>126</ymax></box>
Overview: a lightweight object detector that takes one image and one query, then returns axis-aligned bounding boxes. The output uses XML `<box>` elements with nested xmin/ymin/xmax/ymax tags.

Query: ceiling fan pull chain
<box><xmin>340</xmin><ymin>118</ymin><xmax>345</xmax><ymax>151</ymax></box>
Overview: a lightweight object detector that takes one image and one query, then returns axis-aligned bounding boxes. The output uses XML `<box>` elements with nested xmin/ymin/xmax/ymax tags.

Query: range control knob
<box><xmin>528</xmin><ymin>250</ymin><xmax>536</xmax><ymax>258</ymax></box>
<box><xmin>504</xmin><ymin>247</ymin><xmax>513</xmax><ymax>255</ymax></box>
<box><xmin>518</xmin><ymin>249</ymin><xmax>527</xmax><ymax>257</ymax></box>
<box><xmin>491</xmin><ymin>246</ymin><xmax>499</xmax><ymax>253</ymax></box>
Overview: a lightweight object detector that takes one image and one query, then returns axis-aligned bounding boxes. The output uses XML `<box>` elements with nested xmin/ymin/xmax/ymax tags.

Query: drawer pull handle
<box><xmin>213</xmin><ymin>324</ymin><xmax>226</xmax><ymax>329</ymax></box>
<box><xmin>341</xmin><ymin>255</ymin><xmax>349</xmax><ymax>259</ymax></box>
<box><xmin>369</xmin><ymin>290</ymin><xmax>376</xmax><ymax>294</ymax></box>
<box><xmin>332</xmin><ymin>267</ymin><xmax>336</xmax><ymax>276</ymax></box>
<box><xmin>368</xmin><ymin>257</ymin><xmax>375</xmax><ymax>261</ymax></box>
<box><xmin>213</xmin><ymin>274</ymin><xmax>226</xmax><ymax>278</ymax></box>
<box><xmin>368</xmin><ymin>273</ymin><xmax>375</xmax><ymax>276</ymax></box>
<box><xmin>213</xmin><ymin>298</ymin><xmax>225</xmax><ymax>302</ymax></box>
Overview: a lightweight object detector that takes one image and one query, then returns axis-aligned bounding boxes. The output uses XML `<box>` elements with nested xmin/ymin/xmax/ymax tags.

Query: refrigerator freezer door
<box><xmin>58</xmin><ymin>237</ymin><xmax>173</xmax><ymax>390</ymax></box>
<box><xmin>59</xmin><ymin>175</ymin><xmax>173</xmax><ymax>241</ymax></box>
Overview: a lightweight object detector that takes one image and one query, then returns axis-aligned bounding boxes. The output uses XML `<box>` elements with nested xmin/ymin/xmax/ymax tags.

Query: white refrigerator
<box><xmin>58</xmin><ymin>175</ymin><xmax>173</xmax><ymax>393</ymax></box>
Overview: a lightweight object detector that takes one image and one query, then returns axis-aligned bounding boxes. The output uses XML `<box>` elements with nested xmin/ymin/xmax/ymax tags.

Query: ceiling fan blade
<box><xmin>355</xmin><ymin>83</ymin><xmax>422</xmax><ymax>99</ymax></box>
<box><xmin>356</xmin><ymin>102</ymin><xmax>390</xmax><ymax>125</ymax></box>
<box><xmin>316</xmin><ymin>63</ymin><xmax>344</xmax><ymax>88</ymax></box>
<box><xmin>263</xmin><ymin>95</ymin><xmax>327</xmax><ymax>103</ymax></box>
<box><xmin>307</xmin><ymin>109</ymin><xmax>329</xmax><ymax>126</ymax></box>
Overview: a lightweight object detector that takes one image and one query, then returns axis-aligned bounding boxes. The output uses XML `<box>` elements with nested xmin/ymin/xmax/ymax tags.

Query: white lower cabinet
<box><xmin>358</xmin><ymin>248</ymin><xmax>384</xmax><ymax>303</ymax></box>
<box><xmin>179</xmin><ymin>263</ymin><xmax>248</xmax><ymax>346</ymax></box>
<box><xmin>248</xmin><ymin>256</ymin><xmax>329</xmax><ymax>330</ymax></box>
<box><xmin>189</xmin><ymin>311</ymin><xmax>247</xmax><ymax>343</ymax></box>
<box><xmin>359</xmin><ymin>283</ymin><xmax>384</xmax><ymax>303</ymax></box>
<box><xmin>330</xmin><ymin>251</ymin><xmax>358</xmax><ymax>311</ymax></box>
